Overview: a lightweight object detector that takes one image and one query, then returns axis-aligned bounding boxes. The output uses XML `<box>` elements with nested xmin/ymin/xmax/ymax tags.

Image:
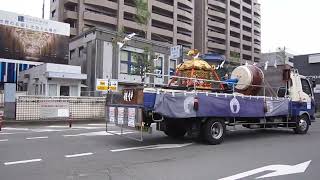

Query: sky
<box><xmin>0</xmin><ymin>0</ymin><xmax>320</xmax><ymax>55</ymax></box>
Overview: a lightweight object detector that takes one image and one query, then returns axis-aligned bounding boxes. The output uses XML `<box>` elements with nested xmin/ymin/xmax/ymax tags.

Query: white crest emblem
<box><xmin>183</xmin><ymin>96</ymin><xmax>195</xmax><ymax>114</ymax></box>
<box><xmin>230</xmin><ymin>97</ymin><xmax>240</xmax><ymax>114</ymax></box>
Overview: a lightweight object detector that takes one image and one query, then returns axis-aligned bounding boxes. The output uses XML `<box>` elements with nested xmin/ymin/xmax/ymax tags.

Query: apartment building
<box><xmin>195</xmin><ymin>0</ymin><xmax>261</xmax><ymax>62</ymax></box>
<box><xmin>50</xmin><ymin>0</ymin><xmax>195</xmax><ymax>49</ymax></box>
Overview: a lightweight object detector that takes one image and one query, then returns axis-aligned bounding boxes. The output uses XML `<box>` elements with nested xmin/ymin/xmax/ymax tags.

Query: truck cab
<box><xmin>288</xmin><ymin>70</ymin><xmax>316</xmax><ymax>122</ymax></box>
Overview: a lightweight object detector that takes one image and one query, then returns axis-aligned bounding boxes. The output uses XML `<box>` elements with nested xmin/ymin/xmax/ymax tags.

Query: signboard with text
<box><xmin>96</xmin><ymin>79</ymin><xmax>118</xmax><ymax>92</ymax></box>
<box><xmin>170</xmin><ymin>45</ymin><xmax>182</xmax><ymax>59</ymax></box>
<box><xmin>0</xmin><ymin>10</ymin><xmax>70</xmax><ymax>64</ymax></box>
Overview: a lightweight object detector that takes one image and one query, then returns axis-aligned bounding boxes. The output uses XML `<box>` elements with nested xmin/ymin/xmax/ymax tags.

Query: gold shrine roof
<box><xmin>178</xmin><ymin>58</ymin><xmax>213</xmax><ymax>71</ymax></box>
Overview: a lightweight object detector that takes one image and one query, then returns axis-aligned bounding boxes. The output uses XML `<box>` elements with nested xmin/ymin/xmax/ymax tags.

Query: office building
<box><xmin>50</xmin><ymin>0</ymin><xmax>195</xmax><ymax>49</ymax></box>
<box><xmin>194</xmin><ymin>0</ymin><xmax>261</xmax><ymax>62</ymax></box>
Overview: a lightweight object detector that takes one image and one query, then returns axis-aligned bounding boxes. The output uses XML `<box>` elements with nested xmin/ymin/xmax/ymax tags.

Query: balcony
<box><xmin>208</xmin><ymin>20</ymin><xmax>226</xmax><ymax>29</ymax></box>
<box><xmin>83</xmin><ymin>11</ymin><xmax>117</xmax><ymax>25</ymax></box>
<box><xmin>151</xmin><ymin>13</ymin><xmax>174</xmax><ymax>25</ymax></box>
<box><xmin>84</xmin><ymin>0</ymin><xmax>117</xmax><ymax>10</ymax></box>
<box><xmin>63</xmin><ymin>10</ymin><xmax>77</xmax><ymax>20</ymax></box>
<box><xmin>242</xmin><ymin>11</ymin><xmax>252</xmax><ymax>18</ymax></box>
<box><xmin>230</xmin><ymin>47</ymin><xmax>241</xmax><ymax>53</ymax></box>
<box><xmin>242</xmin><ymin>40</ymin><xmax>252</xmax><ymax>46</ymax></box>
<box><xmin>64</xmin><ymin>0</ymin><xmax>77</xmax><ymax>5</ymax></box>
<box><xmin>230</xmin><ymin>36</ymin><xmax>240</xmax><ymax>43</ymax></box>
<box><xmin>242</xmin><ymin>21</ymin><xmax>252</xmax><ymax>28</ymax></box>
<box><xmin>242</xmin><ymin>30</ymin><xmax>251</xmax><ymax>37</ymax></box>
<box><xmin>208</xmin><ymin>31</ymin><xmax>226</xmax><ymax>39</ymax></box>
<box><xmin>152</xmin><ymin>0</ymin><xmax>174</xmax><ymax>12</ymax></box>
<box><xmin>242</xmin><ymin>2</ymin><xmax>252</xmax><ymax>9</ymax></box>
<box><xmin>207</xmin><ymin>42</ymin><xmax>226</xmax><ymax>50</ymax></box>
<box><xmin>123</xmin><ymin>5</ymin><xmax>136</xmax><ymax>14</ymax></box>
<box><xmin>230</xmin><ymin>6</ymin><xmax>241</xmax><ymax>14</ymax></box>
<box><xmin>177</xmin><ymin>0</ymin><xmax>193</xmax><ymax>9</ymax></box>
<box><xmin>242</xmin><ymin>50</ymin><xmax>252</xmax><ymax>56</ymax></box>
<box><xmin>230</xmin><ymin>26</ymin><xmax>240</xmax><ymax>33</ymax></box>
<box><xmin>177</xmin><ymin>9</ymin><xmax>193</xmax><ymax>20</ymax></box>
<box><xmin>208</xmin><ymin>9</ymin><xmax>226</xmax><ymax>19</ymax></box>
<box><xmin>150</xmin><ymin>26</ymin><xmax>174</xmax><ymax>37</ymax></box>
<box><xmin>176</xmin><ymin>33</ymin><xmax>193</xmax><ymax>44</ymax></box>
<box><xmin>208</xmin><ymin>0</ymin><xmax>226</xmax><ymax>9</ymax></box>
<box><xmin>177</xmin><ymin>20</ymin><xmax>192</xmax><ymax>30</ymax></box>
<box><xmin>231</xmin><ymin>0</ymin><xmax>240</xmax><ymax>4</ymax></box>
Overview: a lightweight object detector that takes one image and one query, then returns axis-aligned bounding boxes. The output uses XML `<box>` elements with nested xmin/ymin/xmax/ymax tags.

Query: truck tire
<box><xmin>293</xmin><ymin>115</ymin><xmax>310</xmax><ymax>134</ymax></box>
<box><xmin>164</xmin><ymin>122</ymin><xmax>186</xmax><ymax>138</ymax></box>
<box><xmin>203</xmin><ymin>119</ymin><xmax>226</xmax><ymax>145</ymax></box>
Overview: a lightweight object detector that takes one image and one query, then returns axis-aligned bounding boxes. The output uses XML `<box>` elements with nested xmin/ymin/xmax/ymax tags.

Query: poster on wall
<box><xmin>39</xmin><ymin>102</ymin><xmax>69</xmax><ymax>119</ymax></box>
<box><xmin>0</xmin><ymin>10</ymin><xmax>70</xmax><ymax>64</ymax></box>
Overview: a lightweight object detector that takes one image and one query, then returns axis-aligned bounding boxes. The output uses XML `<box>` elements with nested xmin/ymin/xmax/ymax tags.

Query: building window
<box><xmin>79</xmin><ymin>46</ymin><xmax>84</xmax><ymax>57</ymax></box>
<box><xmin>169</xmin><ymin>59</ymin><xmax>177</xmax><ymax>76</ymax></box>
<box><xmin>70</xmin><ymin>49</ymin><xmax>76</xmax><ymax>59</ymax></box>
<box><xmin>60</xmin><ymin>86</ymin><xmax>70</xmax><ymax>96</ymax></box>
<box><xmin>120</xmin><ymin>50</ymin><xmax>145</xmax><ymax>75</ymax></box>
<box><xmin>49</xmin><ymin>84</ymin><xmax>57</xmax><ymax>96</ymax></box>
<box><xmin>70</xmin><ymin>85</ymin><xmax>78</xmax><ymax>96</ymax></box>
<box><xmin>154</xmin><ymin>56</ymin><xmax>163</xmax><ymax>77</ymax></box>
<box><xmin>51</xmin><ymin>10</ymin><xmax>56</xmax><ymax>18</ymax></box>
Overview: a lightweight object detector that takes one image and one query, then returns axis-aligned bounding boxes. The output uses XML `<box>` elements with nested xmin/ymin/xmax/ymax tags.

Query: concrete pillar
<box><xmin>4</xmin><ymin>83</ymin><xmax>16</xmax><ymax>120</ymax></box>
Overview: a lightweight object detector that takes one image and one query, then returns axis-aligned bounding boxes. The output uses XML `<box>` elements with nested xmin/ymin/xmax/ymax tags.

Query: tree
<box><xmin>134</xmin><ymin>0</ymin><xmax>151</xmax><ymax>35</ymax></box>
<box><xmin>131</xmin><ymin>46</ymin><xmax>157</xmax><ymax>81</ymax></box>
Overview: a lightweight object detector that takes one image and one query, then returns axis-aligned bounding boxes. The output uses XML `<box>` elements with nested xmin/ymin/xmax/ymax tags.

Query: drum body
<box><xmin>231</xmin><ymin>65</ymin><xmax>264</xmax><ymax>95</ymax></box>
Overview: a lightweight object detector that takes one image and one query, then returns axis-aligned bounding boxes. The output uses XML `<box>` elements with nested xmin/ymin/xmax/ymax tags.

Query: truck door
<box><xmin>300</xmin><ymin>78</ymin><xmax>315</xmax><ymax>118</ymax></box>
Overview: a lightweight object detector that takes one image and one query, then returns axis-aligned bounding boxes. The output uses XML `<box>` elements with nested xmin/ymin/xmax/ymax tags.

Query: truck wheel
<box><xmin>204</xmin><ymin>119</ymin><xmax>226</xmax><ymax>145</ymax></box>
<box><xmin>293</xmin><ymin>115</ymin><xmax>310</xmax><ymax>134</ymax></box>
<box><xmin>164</xmin><ymin>122</ymin><xmax>186</xmax><ymax>138</ymax></box>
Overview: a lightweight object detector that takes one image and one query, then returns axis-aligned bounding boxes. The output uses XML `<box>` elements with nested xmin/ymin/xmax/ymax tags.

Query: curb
<box><xmin>1</xmin><ymin>119</ymin><xmax>105</xmax><ymax>126</ymax></box>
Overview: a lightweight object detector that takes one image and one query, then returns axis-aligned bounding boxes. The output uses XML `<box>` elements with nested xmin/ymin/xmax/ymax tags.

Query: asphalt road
<box><xmin>0</xmin><ymin>120</ymin><xmax>320</xmax><ymax>180</ymax></box>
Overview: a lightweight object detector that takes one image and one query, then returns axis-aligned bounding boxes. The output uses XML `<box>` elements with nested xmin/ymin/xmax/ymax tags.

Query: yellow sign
<box><xmin>96</xmin><ymin>79</ymin><xmax>118</xmax><ymax>92</ymax></box>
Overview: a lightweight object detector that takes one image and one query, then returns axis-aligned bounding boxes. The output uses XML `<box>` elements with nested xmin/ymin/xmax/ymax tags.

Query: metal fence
<box><xmin>16</xmin><ymin>96</ymin><xmax>106</xmax><ymax>121</ymax></box>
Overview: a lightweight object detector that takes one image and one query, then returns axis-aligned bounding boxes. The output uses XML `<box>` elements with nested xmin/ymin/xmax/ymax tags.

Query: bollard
<box><xmin>0</xmin><ymin>115</ymin><xmax>3</xmax><ymax>131</ymax></box>
<box><xmin>68</xmin><ymin>113</ymin><xmax>72</xmax><ymax>128</ymax></box>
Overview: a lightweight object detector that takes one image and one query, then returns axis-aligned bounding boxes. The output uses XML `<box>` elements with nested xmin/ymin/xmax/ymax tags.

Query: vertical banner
<box><xmin>128</xmin><ymin>108</ymin><xmax>136</xmax><ymax>127</ymax></box>
<box><xmin>109</xmin><ymin>107</ymin><xmax>115</xmax><ymax>123</ymax></box>
<box><xmin>117</xmin><ymin>107</ymin><xmax>124</xmax><ymax>125</ymax></box>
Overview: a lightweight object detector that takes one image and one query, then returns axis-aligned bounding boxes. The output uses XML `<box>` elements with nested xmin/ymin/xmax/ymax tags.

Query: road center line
<box><xmin>26</xmin><ymin>136</ymin><xmax>48</xmax><ymax>140</ymax></box>
<box><xmin>65</xmin><ymin>152</ymin><xmax>94</xmax><ymax>158</ymax></box>
<box><xmin>0</xmin><ymin>139</ymin><xmax>8</xmax><ymax>142</ymax></box>
<box><xmin>4</xmin><ymin>159</ymin><xmax>42</xmax><ymax>165</ymax></box>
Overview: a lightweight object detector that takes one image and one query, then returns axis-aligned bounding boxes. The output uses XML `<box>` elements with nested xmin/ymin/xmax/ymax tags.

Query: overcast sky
<box><xmin>0</xmin><ymin>0</ymin><xmax>319</xmax><ymax>55</ymax></box>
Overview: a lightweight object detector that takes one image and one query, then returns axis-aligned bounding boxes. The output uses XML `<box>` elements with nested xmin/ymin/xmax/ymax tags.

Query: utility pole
<box><xmin>42</xmin><ymin>0</ymin><xmax>45</xmax><ymax>19</ymax></box>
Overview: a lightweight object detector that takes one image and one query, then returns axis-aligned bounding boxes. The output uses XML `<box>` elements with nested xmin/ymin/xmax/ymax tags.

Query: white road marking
<box><xmin>110</xmin><ymin>143</ymin><xmax>193</xmax><ymax>152</ymax></box>
<box><xmin>65</xmin><ymin>152</ymin><xmax>94</xmax><ymax>158</ymax></box>
<box><xmin>63</xmin><ymin>131</ymin><xmax>134</xmax><ymax>137</ymax></box>
<box><xmin>4</xmin><ymin>159</ymin><xmax>42</xmax><ymax>165</ymax></box>
<box><xmin>0</xmin><ymin>132</ymin><xmax>15</xmax><ymax>135</ymax></box>
<box><xmin>3</xmin><ymin>127</ymin><xmax>29</xmax><ymax>131</ymax></box>
<box><xmin>87</xmin><ymin>124</ymin><xmax>106</xmax><ymax>126</ymax></box>
<box><xmin>0</xmin><ymin>139</ymin><xmax>8</xmax><ymax>142</ymax></box>
<box><xmin>32</xmin><ymin>129</ymin><xmax>62</xmax><ymax>132</ymax></box>
<box><xmin>218</xmin><ymin>160</ymin><xmax>312</xmax><ymax>180</ymax></box>
<box><xmin>26</xmin><ymin>136</ymin><xmax>48</xmax><ymax>140</ymax></box>
<box><xmin>48</xmin><ymin>125</ymin><xmax>103</xmax><ymax>130</ymax></box>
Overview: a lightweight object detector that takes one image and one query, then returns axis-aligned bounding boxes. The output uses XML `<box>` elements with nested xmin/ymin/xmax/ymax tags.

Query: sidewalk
<box><xmin>1</xmin><ymin>119</ymin><xmax>105</xmax><ymax>126</ymax></box>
